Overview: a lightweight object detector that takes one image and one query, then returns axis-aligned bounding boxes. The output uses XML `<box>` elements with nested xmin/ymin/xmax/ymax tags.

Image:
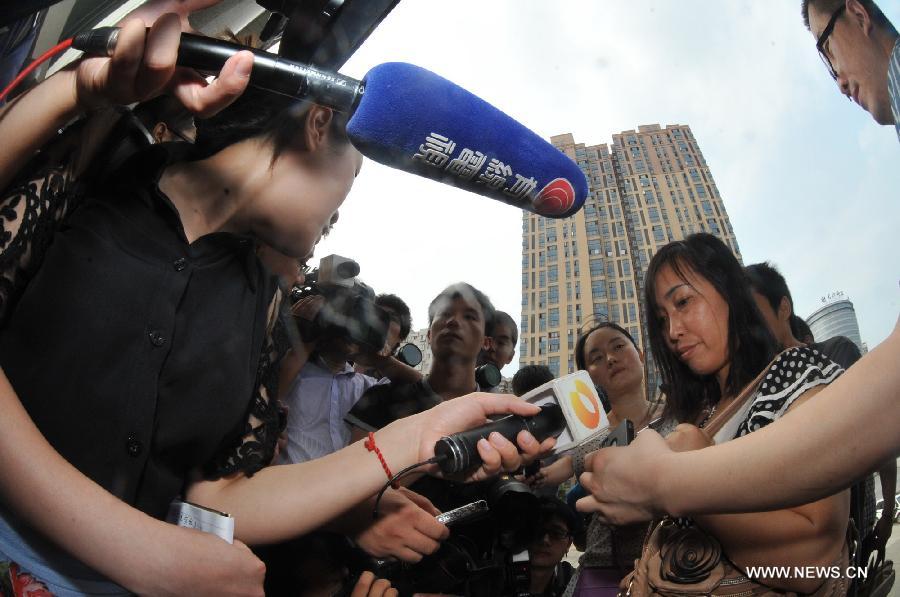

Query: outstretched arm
<box><xmin>188</xmin><ymin>392</ymin><xmax>554</xmax><ymax>545</ymax></box>
<box><xmin>579</xmin><ymin>317</ymin><xmax>900</xmax><ymax>523</ymax></box>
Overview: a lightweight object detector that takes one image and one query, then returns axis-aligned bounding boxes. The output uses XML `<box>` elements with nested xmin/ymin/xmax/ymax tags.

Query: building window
<box><xmin>587</xmin><ymin>239</ymin><xmax>601</xmax><ymax>255</ymax></box>
<box><xmin>608</xmin><ymin>282</ymin><xmax>618</xmax><ymax>300</ymax></box>
<box><xmin>539</xmin><ymin>272</ymin><xmax>546</xmax><ymax>287</ymax></box>
<box><xmin>549</xmin><ymin>309</ymin><xmax>559</xmax><ymax>328</ymax></box>
<box><xmin>567</xmin><ymin>305</ymin><xmax>573</xmax><ymax>325</ymax></box>
<box><xmin>549</xmin><ymin>285</ymin><xmax>559</xmax><ymax>304</ymax></box>
<box><xmin>548</xmin><ymin>356</ymin><xmax>560</xmax><ymax>377</ymax></box>
<box><xmin>539</xmin><ymin>314</ymin><xmax>547</xmax><ymax>332</ymax></box>
<box><xmin>586</xmin><ymin>221</ymin><xmax>600</xmax><ymax>236</ymax></box>
<box><xmin>593</xmin><ymin>303</ymin><xmax>609</xmax><ymax>321</ymax></box>
<box><xmin>648</xmin><ymin>206</ymin><xmax>660</xmax><ymax>223</ymax></box>
<box><xmin>521</xmin><ymin>316</ymin><xmax>528</xmax><ymax>333</ymax></box>
<box><xmin>548</xmin><ymin>265</ymin><xmax>558</xmax><ymax>283</ymax></box>
<box><xmin>590</xmin><ymin>259</ymin><xmax>604</xmax><ymax>277</ymax></box>
<box><xmin>592</xmin><ymin>280</ymin><xmax>607</xmax><ymax>299</ymax></box>
<box><xmin>652</xmin><ymin>225</ymin><xmax>665</xmax><ymax>242</ymax></box>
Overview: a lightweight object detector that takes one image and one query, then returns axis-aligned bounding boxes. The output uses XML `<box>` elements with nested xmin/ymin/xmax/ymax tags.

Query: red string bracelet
<box><xmin>365</xmin><ymin>432</ymin><xmax>399</xmax><ymax>489</ymax></box>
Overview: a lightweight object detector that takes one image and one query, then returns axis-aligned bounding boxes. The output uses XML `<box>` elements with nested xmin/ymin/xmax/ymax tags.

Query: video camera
<box><xmin>370</xmin><ymin>474</ymin><xmax>541</xmax><ymax>596</ymax></box>
<box><xmin>290</xmin><ymin>254</ymin><xmax>389</xmax><ymax>352</ymax></box>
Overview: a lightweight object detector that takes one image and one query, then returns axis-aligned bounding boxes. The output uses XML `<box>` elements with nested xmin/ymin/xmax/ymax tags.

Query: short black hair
<box><xmin>537</xmin><ymin>497</ymin><xmax>579</xmax><ymax>536</ymax></box>
<box><xmin>802</xmin><ymin>0</ymin><xmax>897</xmax><ymax>34</ymax></box>
<box><xmin>493</xmin><ymin>310</ymin><xmax>519</xmax><ymax>345</ymax></box>
<box><xmin>375</xmin><ymin>293</ymin><xmax>412</xmax><ymax>341</ymax></box>
<box><xmin>791</xmin><ymin>314</ymin><xmax>815</xmax><ymax>342</ymax></box>
<box><xmin>745</xmin><ymin>262</ymin><xmax>794</xmax><ymax>316</ymax></box>
<box><xmin>511</xmin><ymin>365</ymin><xmax>554</xmax><ymax>396</ymax></box>
<box><xmin>644</xmin><ymin>234</ymin><xmax>777</xmax><ymax>424</ymax></box>
<box><xmin>427</xmin><ymin>282</ymin><xmax>496</xmax><ymax>337</ymax></box>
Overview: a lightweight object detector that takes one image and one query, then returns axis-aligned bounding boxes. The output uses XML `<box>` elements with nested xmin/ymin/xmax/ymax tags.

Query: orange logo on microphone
<box><xmin>569</xmin><ymin>379</ymin><xmax>601</xmax><ymax>429</ymax></box>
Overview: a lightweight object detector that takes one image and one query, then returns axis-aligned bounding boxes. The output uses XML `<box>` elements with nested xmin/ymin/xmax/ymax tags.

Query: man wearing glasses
<box><xmin>804</xmin><ymin>0</ymin><xmax>899</xmax><ymax>138</ymax></box>
<box><xmin>528</xmin><ymin>497</ymin><xmax>577</xmax><ymax>597</ymax></box>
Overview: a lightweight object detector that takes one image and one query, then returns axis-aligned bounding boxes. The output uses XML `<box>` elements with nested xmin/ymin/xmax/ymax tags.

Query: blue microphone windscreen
<box><xmin>347</xmin><ymin>63</ymin><xmax>587</xmax><ymax>218</ymax></box>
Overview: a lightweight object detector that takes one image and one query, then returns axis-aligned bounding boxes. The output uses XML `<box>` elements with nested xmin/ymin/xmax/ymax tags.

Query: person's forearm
<box><xmin>0</xmin><ymin>70</ymin><xmax>82</xmax><ymax>191</ymax></box>
<box><xmin>0</xmin><ymin>368</ymin><xmax>174</xmax><ymax>591</ymax></box>
<box><xmin>187</xmin><ymin>419</ymin><xmax>420</xmax><ymax>544</ymax></box>
<box><xmin>659</xmin><ymin>319</ymin><xmax>900</xmax><ymax>516</ymax></box>
<box><xmin>377</xmin><ymin>356</ymin><xmax>423</xmax><ymax>384</ymax></box>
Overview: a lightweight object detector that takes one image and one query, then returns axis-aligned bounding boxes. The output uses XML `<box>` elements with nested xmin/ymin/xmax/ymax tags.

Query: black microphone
<box><xmin>71</xmin><ymin>27</ymin><xmax>364</xmax><ymax>112</ymax></box>
<box><xmin>72</xmin><ymin>28</ymin><xmax>588</xmax><ymax>217</ymax></box>
<box><xmin>433</xmin><ymin>404</ymin><xmax>565</xmax><ymax>474</ymax></box>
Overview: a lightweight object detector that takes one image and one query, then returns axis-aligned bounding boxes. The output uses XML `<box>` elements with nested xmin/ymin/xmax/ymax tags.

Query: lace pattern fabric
<box><xmin>0</xmin><ymin>153</ymin><xmax>84</xmax><ymax>326</ymax></box>
<box><xmin>205</xmin><ymin>288</ymin><xmax>285</xmax><ymax>478</ymax></box>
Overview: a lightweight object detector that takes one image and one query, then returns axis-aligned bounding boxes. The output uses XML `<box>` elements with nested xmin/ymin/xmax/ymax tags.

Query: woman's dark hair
<box><xmin>191</xmin><ymin>86</ymin><xmax>350</xmax><ymax>161</ymax></box>
<box><xmin>574</xmin><ymin>321</ymin><xmax>638</xmax><ymax>371</ymax></box>
<box><xmin>644</xmin><ymin>233</ymin><xmax>777</xmax><ymax>424</ymax></box>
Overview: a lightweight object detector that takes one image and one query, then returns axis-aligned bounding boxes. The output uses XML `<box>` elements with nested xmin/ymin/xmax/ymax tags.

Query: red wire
<box><xmin>0</xmin><ymin>37</ymin><xmax>74</xmax><ymax>103</ymax></box>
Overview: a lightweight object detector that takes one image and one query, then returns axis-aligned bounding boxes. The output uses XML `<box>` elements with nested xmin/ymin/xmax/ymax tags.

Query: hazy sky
<box><xmin>316</xmin><ymin>0</ymin><xmax>900</xmax><ymax>376</ymax></box>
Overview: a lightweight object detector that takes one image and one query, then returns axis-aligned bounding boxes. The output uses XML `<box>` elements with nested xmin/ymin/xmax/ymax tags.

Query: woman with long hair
<box><xmin>631</xmin><ymin>233</ymin><xmax>849</xmax><ymax>595</ymax></box>
<box><xmin>529</xmin><ymin>321</ymin><xmax>661</xmax><ymax>596</ymax></box>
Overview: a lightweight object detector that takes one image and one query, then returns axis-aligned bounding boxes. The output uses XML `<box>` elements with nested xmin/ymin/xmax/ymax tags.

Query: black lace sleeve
<box><xmin>204</xmin><ymin>289</ymin><xmax>286</xmax><ymax>478</ymax></box>
<box><xmin>0</xmin><ymin>147</ymin><xmax>85</xmax><ymax>325</ymax></box>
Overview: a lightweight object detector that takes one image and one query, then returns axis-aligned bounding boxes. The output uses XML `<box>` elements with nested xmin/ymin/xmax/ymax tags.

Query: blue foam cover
<box><xmin>347</xmin><ymin>62</ymin><xmax>587</xmax><ymax>218</ymax></box>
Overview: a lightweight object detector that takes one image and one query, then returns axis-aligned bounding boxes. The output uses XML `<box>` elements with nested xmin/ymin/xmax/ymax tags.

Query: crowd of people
<box><xmin>0</xmin><ymin>0</ymin><xmax>897</xmax><ymax>595</ymax></box>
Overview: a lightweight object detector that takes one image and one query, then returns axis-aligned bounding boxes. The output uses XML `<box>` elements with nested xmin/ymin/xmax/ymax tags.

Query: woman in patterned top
<box><xmin>642</xmin><ymin>233</ymin><xmax>849</xmax><ymax>595</ymax></box>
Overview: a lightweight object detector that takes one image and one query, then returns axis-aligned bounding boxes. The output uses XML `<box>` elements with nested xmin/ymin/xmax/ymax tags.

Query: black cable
<box><xmin>372</xmin><ymin>455</ymin><xmax>444</xmax><ymax>519</ymax></box>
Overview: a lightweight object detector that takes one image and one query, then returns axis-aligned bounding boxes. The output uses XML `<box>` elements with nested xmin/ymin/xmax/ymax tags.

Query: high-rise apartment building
<box><xmin>519</xmin><ymin>124</ymin><xmax>740</xmax><ymax>397</ymax></box>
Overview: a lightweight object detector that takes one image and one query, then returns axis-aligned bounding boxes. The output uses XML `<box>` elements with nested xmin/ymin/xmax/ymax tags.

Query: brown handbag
<box><xmin>620</xmin><ymin>352</ymin><xmax>851</xmax><ymax>597</ymax></box>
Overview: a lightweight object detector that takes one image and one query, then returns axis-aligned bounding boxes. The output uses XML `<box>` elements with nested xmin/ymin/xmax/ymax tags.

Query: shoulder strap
<box><xmin>702</xmin><ymin>349</ymin><xmax>790</xmax><ymax>438</ymax></box>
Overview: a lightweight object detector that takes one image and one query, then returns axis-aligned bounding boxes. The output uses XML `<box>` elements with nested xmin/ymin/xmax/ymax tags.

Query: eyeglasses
<box><xmin>533</xmin><ymin>527</ymin><xmax>571</xmax><ymax>542</ymax></box>
<box><xmin>816</xmin><ymin>4</ymin><xmax>846</xmax><ymax>80</ymax></box>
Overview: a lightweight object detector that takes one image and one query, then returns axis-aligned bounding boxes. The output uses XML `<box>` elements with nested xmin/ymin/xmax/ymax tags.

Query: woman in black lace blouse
<box><xmin>0</xmin><ymin>11</ymin><xmax>548</xmax><ymax>596</ymax></box>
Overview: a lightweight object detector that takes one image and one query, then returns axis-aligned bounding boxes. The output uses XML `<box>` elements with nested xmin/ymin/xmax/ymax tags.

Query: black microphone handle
<box><xmin>434</xmin><ymin>404</ymin><xmax>564</xmax><ymax>474</ymax></box>
<box><xmin>71</xmin><ymin>27</ymin><xmax>364</xmax><ymax>113</ymax></box>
